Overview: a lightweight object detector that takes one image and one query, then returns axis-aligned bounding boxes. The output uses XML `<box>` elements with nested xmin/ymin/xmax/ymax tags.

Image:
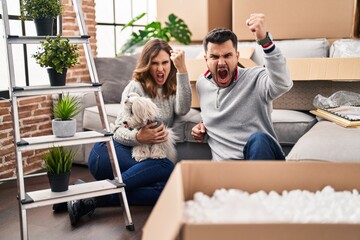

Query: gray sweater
<box><xmin>112</xmin><ymin>72</ymin><xmax>192</xmax><ymax>146</ymax></box>
<box><xmin>197</xmin><ymin>46</ymin><xmax>293</xmax><ymax>160</ymax></box>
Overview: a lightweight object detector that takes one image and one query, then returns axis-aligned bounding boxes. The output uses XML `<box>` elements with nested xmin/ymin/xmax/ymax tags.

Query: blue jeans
<box><xmin>88</xmin><ymin>141</ymin><xmax>174</xmax><ymax>206</ymax></box>
<box><xmin>243</xmin><ymin>132</ymin><xmax>285</xmax><ymax>160</ymax></box>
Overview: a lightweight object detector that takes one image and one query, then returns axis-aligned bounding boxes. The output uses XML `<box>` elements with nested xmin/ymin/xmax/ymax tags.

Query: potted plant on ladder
<box><xmin>52</xmin><ymin>93</ymin><xmax>81</xmax><ymax>138</ymax></box>
<box><xmin>43</xmin><ymin>145</ymin><xmax>76</xmax><ymax>192</ymax></box>
<box><xmin>20</xmin><ymin>0</ymin><xmax>63</xmax><ymax>36</ymax></box>
<box><xmin>32</xmin><ymin>35</ymin><xmax>80</xmax><ymax>86</ymax></box>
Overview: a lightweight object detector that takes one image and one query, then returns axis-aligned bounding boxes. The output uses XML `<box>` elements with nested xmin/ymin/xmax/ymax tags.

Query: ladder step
<box><xmin>7</xmin><ymin>35</ymin><xmax>90</xmax><ymax>44</ymax></box>
<box><xmin>21</xmin><ymin>180</ymin><xmax>126</xmax><ymax>210</ymax></box>
<box><xmin>18</xmin><ymin>131</ymin><xmax>113</xmax><ymax>151</ymax></box>
<box><xmin>12</xmin><ymin>83</ymin><xmax>102</xmax><ymax>97</ymax></box>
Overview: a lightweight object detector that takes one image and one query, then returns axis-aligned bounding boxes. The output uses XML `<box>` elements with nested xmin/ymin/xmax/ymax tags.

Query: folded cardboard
<box><xmin>233</xmin><ymin>0</ymin><xmax>359</xmax><ymax>40</ymax></box>
<box><xmin>142</xmin><ymin>161</ymin><xmax>360</xmax><ymax>240</ymax></box>
<box><xmin>287</xmin><ymin>58</ymin><xmax>360</xmax><ymax>81</ymax></box>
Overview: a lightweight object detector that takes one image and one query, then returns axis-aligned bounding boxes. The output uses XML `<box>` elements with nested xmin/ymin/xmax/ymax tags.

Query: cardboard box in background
<box><xmin>142</xmin><ymin>161</ymin><xmax>360</xmax><ymax>240</ymax></box>
<box><xmin>157</xmin><ymin>0</ymin><xmax>232</xmax><ymax>41</ymax></box>
<box><xmin>233</xmin><ymin>0</ymin><xmax>359</xmax><ymax>41</ymax></box>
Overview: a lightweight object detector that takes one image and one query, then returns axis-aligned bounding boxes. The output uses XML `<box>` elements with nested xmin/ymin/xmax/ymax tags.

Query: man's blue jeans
<box><xmin>88</xmin><ymin>141</ymin><xmax>174</xmax><ymax>206</ymax></box>
<box><xmin>243</xmin><ymin>132</ymin><xmax>285</xmax><ymax>160</ymax></box>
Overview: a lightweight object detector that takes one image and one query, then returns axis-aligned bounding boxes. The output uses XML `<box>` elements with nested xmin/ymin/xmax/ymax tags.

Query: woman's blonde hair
<box><xmin>132</xmin><ymin>39</ymin><xmax>177</xmax><ymax>98</ymax></box>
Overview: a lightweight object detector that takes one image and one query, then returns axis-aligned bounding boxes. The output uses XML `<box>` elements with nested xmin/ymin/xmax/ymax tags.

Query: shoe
<box><xmin>52</xmin><ymin>202</ymin><xmax>68</xmax><ymax>212</ymax></box>
<box><xmin>67</xmin><ymin>197</ymin><xmax>97</xmax><ymax>226</ymax></box>
<box><xmin>53</xmin><ymin>179</ymin><xmax>85</xmax><ymax>212</ymax></box>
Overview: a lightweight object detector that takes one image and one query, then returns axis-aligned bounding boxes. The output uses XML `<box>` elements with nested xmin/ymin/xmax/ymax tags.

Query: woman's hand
<box><xmin>191</xmin><ymin>122</ymin><xmax>206</xmax><ymax>143</ymax></box>
<box><xmin>136</xmin><ymin>122</ymin><xmax>168</xmax><ymax>144</ymax></box>
<box><xmin>170</xmin><ymin>49</ymin><xmax>187</xmax><ymax>73</ymax></box>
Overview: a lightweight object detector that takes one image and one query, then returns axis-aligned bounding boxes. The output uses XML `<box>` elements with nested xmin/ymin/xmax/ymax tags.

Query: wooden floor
<box><xmin>0</xmin><ymin>165</ymin><xmax>153</xmax><ymax>240</ymax></box>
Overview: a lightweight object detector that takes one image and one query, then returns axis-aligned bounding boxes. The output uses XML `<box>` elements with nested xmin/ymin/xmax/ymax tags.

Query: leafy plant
<box><xmin>43</xmin><ymin>146</ymin><xmax>76</xmax><ymax>175</ymax></box>
<box><xmin>32</xmin><ymin>35</ymin><xmax>80</xmax><ymax>74</ymax></box>
<box><xmin>21</xmin><ymin>0</ymin><xmax>63</xmax><ymax>20</ymax></box>
<box><xmin>53</xmin><ymin>93</ymin><xmax>81</xmax><ymax>120</ymax></box>
<box><xmin>118</xmin><ymin>13</ymin><xmax>192</xmax><ymax>55</ymax></box>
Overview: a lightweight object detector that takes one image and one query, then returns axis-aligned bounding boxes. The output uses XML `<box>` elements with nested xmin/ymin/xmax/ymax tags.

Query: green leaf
<box><xmin>120</xmin><ymin>12</ymin><xmax>147</xmax><ymax>31</ymax></box>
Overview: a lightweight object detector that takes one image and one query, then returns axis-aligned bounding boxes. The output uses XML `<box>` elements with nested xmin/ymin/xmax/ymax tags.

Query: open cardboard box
<box><xmin>142</xmin><ymin>161</ymin><xmax>360</xmax><ymax>240</ymax></box>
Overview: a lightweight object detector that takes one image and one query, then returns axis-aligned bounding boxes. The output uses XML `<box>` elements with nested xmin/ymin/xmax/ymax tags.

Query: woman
<box><xmin>67</xmin><ymin>38</ymin><xmax>192</xmax><ymax>225</ymax></box>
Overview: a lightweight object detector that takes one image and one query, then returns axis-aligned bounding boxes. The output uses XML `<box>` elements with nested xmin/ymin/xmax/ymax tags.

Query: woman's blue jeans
<box><xmin>243</xmin><ymin>132</ymin><xmax>285</xmax><ymax>160</ymax></box>
<box><xmin>88</xmin><ymin>141</ymin><xmax>174</xmax><ymax>206</ymax></box>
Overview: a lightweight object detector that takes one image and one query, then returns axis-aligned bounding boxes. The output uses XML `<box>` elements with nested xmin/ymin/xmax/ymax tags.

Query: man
<box><xmin>191</xmin><ymin>13</ymin><xmax>293</xmax><ymax>160</ymax></box>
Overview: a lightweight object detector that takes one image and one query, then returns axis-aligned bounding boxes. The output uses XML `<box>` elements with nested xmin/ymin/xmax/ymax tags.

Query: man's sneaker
<box><xmin>67</xmin><ymin>197</ymin><xmax>97</xmax><ymax>226</ymax></box>
<box><xmin>52</xmin><ymin>202</ymin><xmax>67</xmax><ymax>212</ymax></box>
<box><xmin>53</xmin><ymin>179</ymin><xmax>86</xmax><ymax>213</ymax></box>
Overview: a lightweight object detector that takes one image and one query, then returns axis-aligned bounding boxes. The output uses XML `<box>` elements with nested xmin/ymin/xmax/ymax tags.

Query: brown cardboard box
<box><xmin>273</xmin><ymin>58</ymin><xmax>360</xmax><ymax>110</ymax></box>
<box><xmin>142</xmin><ymin>161</ymin><xmax>360</xmax><ymax>240</ymax></box>
<box><xmin>233</xmin><ymin>0</ymin><xmax>359</xmax><ymax>40</ymax></box>
<box><xmin>157</xmin><ymin>0</ymin><xmax>232</xmax><ymax>41</ymax></box>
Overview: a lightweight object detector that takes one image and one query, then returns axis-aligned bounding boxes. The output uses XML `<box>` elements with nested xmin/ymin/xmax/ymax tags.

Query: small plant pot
<box><xmin>52</xmin><ymin>118</ymin><xmax>77</xmax><ymax>137</ymax></box>
<box><xmin>47</xmin><ymin>171</ymin><xmax>71</xmax><ymax>192</ymax></box>
<box><xmin>47</xmin><ymin>68</ymin><xmax>67</xmax><ymax>86</ymax></box>
<box><xmin>34</xmin><ymin>18</ymin><xmax>54</xmax><ymax>36</ymax></box>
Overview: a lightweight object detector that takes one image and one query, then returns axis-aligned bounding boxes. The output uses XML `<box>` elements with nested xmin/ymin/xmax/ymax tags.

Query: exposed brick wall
<box><xmin>0</xmin><ymin>0</ymin><xmax>97</xmax><ymax>180</ymax></box>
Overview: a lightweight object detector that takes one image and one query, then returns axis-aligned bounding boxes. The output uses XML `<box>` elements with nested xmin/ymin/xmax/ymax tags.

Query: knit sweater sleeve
<box><xmin>111</xmin><ymin>81</ymin><xmax>144</xmax><ymax>146</ymax></box>
<box><xmin>260</xmin><ymin>46</ymin><xmax>293</xmax><ymax>100</ymax></box>
<box><xmin>174</xmin><ymin>72</ymin><xmax>192</xmax><ymax>116</ymax></box>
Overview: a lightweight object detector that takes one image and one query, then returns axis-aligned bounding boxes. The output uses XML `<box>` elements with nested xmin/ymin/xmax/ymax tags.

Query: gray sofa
<box><xmin>73</xmin><ymin>38</ymin><xmax>360</xmax><ymax>164</ymax></box>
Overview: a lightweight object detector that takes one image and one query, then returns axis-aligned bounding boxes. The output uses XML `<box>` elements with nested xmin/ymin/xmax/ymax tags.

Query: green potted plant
<box><xmin>21</xmin><ymin>0</ymin><xmax>63</xmax><ymax>36</ymax></box>
<box><xmin>43</xmin><ymin>145</ymin><xmax>76</xmax><ymax>192</ymax></box>
<box><xmin>32</xmin><ymin>34</ymin><xmax>80</xmax><ymax>86</ymax></box>
<box><xmin>52</xmin><ymin>93</ymin><xmax>81</xmax><ymax>138</ymax></box>
<box><xmin>118</xmin><ymin>13</ymin><xmax>192</xmax><ymax>55</ymax></box>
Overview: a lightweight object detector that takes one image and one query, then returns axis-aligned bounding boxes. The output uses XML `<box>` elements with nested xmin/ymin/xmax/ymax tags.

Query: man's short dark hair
<box><xmin>203</xmin><ymin>28</ymin><xmax>238</xmax><ymax>52</ymax></box>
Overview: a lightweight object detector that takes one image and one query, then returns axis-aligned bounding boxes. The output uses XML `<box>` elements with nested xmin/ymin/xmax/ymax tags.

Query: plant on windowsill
<box><xmin>43</xmin><ymin>145</ymin><xmax>76</xmax><ymax>192</ymax></box>
<box><xmin>118</xmin><ymin>13</ymin><xmax>192</xmax><ymax>55</ymax></box>
<box><xmin>52</xmin><ymin>93</ymin><xmax>81</xmax><ymax>138</ymax></box>
<box><xmin>20</xmin><ymin>0</ymin><xmax>63</xmax><ymax>36</ymax></box>
<box><xmin>32</xmin><ymin>34</ymin><xmax>80</xmax><ymax>86</ymax></box>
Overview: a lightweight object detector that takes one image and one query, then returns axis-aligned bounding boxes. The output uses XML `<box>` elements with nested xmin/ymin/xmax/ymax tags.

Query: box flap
<box><xmin>233</xmin><ymin>0</ymin><xmax>358</xmax><ymax>40</ymax></box>
<box><xmin>287</xmin><ymin>58</ymin><xmax>360</xmax><ymax>81</ymax></box>
<box><xmin>142</xmin><ymin>164</ymin><xmax>184</xmax><ymax>240</ymax></box>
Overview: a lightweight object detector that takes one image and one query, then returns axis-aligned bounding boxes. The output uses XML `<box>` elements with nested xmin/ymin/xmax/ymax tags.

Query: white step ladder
<box><xmin>0</xmin><ymin>0</ymin><xmax>134</xmax><ymax>239</ymax></box>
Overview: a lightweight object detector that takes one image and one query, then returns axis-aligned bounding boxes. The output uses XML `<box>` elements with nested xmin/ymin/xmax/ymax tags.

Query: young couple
<box><xmin>62</xmin><ymin>13</ymin><xmax>292</xmax><ymax>225</ymax></box>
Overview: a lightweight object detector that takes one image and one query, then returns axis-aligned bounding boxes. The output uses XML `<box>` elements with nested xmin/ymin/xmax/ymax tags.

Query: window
<box><xmin>0</xmin><ymin>0</ymin><xmax>49</xmax><ymax>99</ymax></box>
<box><xmin>0</xmin><ymin>0</ymin><xmax>157</xmax><ymax>99</ymax></box>
<box><xmin>94</xmin><ymin>0</ymin><xmax>156</xmax><ymax>57</ymax></box>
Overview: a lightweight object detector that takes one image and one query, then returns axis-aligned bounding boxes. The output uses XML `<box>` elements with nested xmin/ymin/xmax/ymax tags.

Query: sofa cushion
<box><xmin>286</xmin><ymin>120</ymin><xmax>360</xmax><ymax>162</ymax></box>
<box><xmin>94</xmin><ymin>55</ymin><xmax>138</xmax><ymax>104</ymax></box>
<box><xmin>272</xmin><ymin>109</ymin><xmax>317</xmax><ymax>146</ymax></box>
<box><xmin>83</xmin><ymin>104</ymin><xmax>119</xmax><ymax>130</ymax></box>
<box><xmin>238</xmin><ymin>38</ymin><xmax>329</xmax><ymax>66</ymax></box>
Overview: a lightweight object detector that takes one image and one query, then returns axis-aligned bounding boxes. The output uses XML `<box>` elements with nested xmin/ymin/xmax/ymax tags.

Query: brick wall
<box><xmin>0</xmin><ymin>0</ymin><xmax>97</xmax><ymax>180</ymax></box>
